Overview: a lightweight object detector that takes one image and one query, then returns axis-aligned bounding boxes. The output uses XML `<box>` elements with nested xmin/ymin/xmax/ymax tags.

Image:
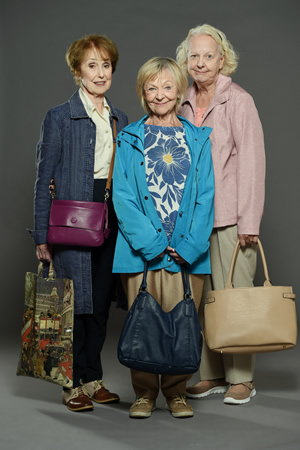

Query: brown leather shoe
<box><xmin>62</xmin><ymin>386</ymin><xmax>94</xmax><ymax>412</ymax></box>
<box><xmin>84</xmin><ymin>380</ymin><xmax>120</xmax><ymax>404</ymax></box>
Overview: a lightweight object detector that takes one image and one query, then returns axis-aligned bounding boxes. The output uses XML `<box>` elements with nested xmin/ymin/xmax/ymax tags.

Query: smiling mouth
<box><xmin>95</xmin><ymin>81</ymin><xmax>105</xmax><ymax>85</ymax></box>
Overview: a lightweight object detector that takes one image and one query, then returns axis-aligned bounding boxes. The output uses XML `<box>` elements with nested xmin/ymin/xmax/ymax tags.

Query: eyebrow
<box><xmin>146</xmin><ymin>80</ymin><xmax>174</xmax><ymax>86</ymax></box>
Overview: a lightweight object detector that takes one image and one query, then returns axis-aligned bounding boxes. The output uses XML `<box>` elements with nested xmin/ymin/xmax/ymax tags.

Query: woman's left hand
<box><xmin>166</xmin><ymin>246</ymin><xmax>186</xmax><ymax>264</ymax></box>
<box><xmin>238</xmin><ymin>235</ymin><xmax>258</xmax><ymax>247</ymax></box>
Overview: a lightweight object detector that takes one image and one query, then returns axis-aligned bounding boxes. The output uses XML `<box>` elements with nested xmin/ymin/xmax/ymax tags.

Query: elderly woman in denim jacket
<box><xmin>176</xmin><ymin>24</ymin><xmax>266</xmax><ymax>405</ymax></box>
<box><xmin>30</xmin><ymin>34</ymin><xmax>128</xmax><ymax>412</ymax></box>
<box><xmin>112</xmin><ymin>57</ymin><xmax>214</xmax><ymax>419</ymax></box>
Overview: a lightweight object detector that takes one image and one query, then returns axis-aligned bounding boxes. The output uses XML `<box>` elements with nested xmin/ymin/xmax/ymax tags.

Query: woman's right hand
<box><xmin>36</xmin><ymin>244</ymin><xmax>52</xmax><ymax>262</ymax></box>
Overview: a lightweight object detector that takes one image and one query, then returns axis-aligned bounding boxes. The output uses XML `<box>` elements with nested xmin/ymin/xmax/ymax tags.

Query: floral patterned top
<box><xmin>144</xmin><ymin>124</ymin><xmax>191</xmax><ymax>243</ymax></box>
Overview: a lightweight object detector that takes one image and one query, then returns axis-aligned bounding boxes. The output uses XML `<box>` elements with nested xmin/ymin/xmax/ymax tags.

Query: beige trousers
<box><xmin>198</xmin><ymin>225</ymin><xmax>257</xmax><ymax>384</ymax></box>
<box><xmin>121</xmin><ymin>269</ymin><xmax>204</xmax><ymax>399</ymax></box>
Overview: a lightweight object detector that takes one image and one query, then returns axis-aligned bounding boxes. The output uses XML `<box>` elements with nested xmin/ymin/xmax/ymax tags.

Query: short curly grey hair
<box><xmin>176</xmin><ymin>24</ymin><xmax>239</xmax><ymax>77</ymax></box>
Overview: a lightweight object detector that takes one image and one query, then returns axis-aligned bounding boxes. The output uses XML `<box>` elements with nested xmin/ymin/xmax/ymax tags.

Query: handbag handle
<box><xmin>140</xmin><ymin>262</ymin><xmax>192</xmax><ymax>298</ymax></box>
<box><xmin>38</xmin><ymin>261</ymin><xmax>56</xmax><ymax>280</ymax></box>
<box><xmin>225</xmin><ymin>238</ymin><xmax>272</xmax><ymax>289</ymax></box>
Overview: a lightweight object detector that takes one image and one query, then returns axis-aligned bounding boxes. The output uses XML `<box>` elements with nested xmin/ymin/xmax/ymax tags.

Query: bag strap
<box><xmin>38</xmin><ymin>261</ymin><xmax>55</xmax><ymax>279</ymax></box>
<box><xmin>140</xmin><ymin>262</ymin><xmax>192</xmax><ymax>298</ymax></box>
<box><xmin>225</xmin><ymin>238</ymin><xmax>272</xmax><ymax>289</ymax></box>
<box><xmin>104</xmin><ymin>119</ymin><xmax>117</xmax><ymax>200</ymax></box>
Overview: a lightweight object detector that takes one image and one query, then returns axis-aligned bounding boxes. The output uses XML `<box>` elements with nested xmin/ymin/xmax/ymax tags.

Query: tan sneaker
<box><xmin>186</xmin><ymin>379</ymin><xmax>229</xmax><ymax>398</ymax></box>
<box><xmin>224</xmin><ymin>382</ymin><xmax>256</xmax><ymax>405</ymax></box>
<box><xmin>129</xmin><ymin>397</ymin><xmax>156</xmax><ymax>418</ymax></box>
<box><xmin>166</xmin><ymin>395</ymin><xmax>194</xmax><ymax>418</ymax></box>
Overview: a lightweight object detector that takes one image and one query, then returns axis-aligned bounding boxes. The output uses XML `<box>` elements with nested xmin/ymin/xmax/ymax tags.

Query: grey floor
<box><xmin>2</xmin><ymin>307</ymin><xmax>300</xmax><ymax>450</ymax></box>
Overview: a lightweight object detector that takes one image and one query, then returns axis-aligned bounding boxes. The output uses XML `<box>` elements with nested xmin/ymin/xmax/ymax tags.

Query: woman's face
<box><xmin>78</xmin><ymin>47</ymin><xmax>112</xmax><ymax>97</ymax></box>
<box><xmin>144</xmin><ymin>69</ymin><xmax>179</xmax><ymax>117</ymax></box>
<box><xmin>187</xmin><ymin>34</ymin><xmax>224</xmax><ymax>86</ymax></box>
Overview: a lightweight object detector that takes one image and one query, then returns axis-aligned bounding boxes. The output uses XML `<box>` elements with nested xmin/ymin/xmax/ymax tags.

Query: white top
<box><xmin>79</xmin><ymin>88</ymin><xmax>113</xmax><ymax>179</ymax></box>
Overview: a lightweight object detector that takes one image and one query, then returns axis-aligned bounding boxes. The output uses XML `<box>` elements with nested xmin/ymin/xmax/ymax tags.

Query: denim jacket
<box><xmin>29</xmin><ymin>90</ymin><xmax>128</xmax><ymax>314</ymax></box>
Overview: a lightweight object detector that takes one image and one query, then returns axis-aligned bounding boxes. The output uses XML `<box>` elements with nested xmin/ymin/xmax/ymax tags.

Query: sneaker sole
<box><xmin>166</xmin><ymin>405</ymin><xmax>194</xmax><ymax>418</ymax></box>
<box><xmin>186</xmin><ymin>386</ymin><xmax>228</xmax><ymax>399</ymax></box>
<box><xmin>129</xmin><ymin>406</ymin><xmax>156</xmax><ymax>418</ymax></box>
<box><xmin>224</xmin><ymin>388</ymin><xmax>257</xmax><ymax>405</ymax></box>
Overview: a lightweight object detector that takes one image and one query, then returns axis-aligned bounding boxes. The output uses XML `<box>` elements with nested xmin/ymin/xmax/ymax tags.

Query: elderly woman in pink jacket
<box><xmin>176</xmin><ymin>24</ymin><xmax>266</xmax><ymax>405</ymax></box>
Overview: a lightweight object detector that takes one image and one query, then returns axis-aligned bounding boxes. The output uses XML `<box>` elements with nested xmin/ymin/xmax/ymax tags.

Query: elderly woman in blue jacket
<box><xmin>112</xmin><ymin>57</ymin><xmax>214</xmax><ymax>419</ymax></box>
<box><xmin>30</xmin><ymin>34</ymin><xmax>128</xmax><ymax>412</ymax></box>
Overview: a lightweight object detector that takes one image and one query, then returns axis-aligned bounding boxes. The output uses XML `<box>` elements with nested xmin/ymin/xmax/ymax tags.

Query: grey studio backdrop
<box><xmin>1</xmin><ymin>0</ymin><xmax>299</xmax><ymax>348</ymax></box>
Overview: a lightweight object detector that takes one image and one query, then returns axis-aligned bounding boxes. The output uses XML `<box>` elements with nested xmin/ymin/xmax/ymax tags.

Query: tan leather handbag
<box><xmin>204</xmin><ymin>239</ymin><xmax>297</xmax><ymax>354</ymax></box>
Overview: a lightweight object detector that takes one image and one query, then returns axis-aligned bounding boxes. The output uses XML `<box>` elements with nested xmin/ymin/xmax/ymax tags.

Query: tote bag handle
<box><xmin>225</xmin><ymin>238</ymin><xmax>272</xmax><ymax>289</ymax></box>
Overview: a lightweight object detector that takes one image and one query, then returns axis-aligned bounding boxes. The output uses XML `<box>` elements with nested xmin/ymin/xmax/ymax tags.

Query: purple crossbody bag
<box><xmin>47</xmin><ymin>120</ymin><xmax>116</xmax><ymax>247</ymax></box>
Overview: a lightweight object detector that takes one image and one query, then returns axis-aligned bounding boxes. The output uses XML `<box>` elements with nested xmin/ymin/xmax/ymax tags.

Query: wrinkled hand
<box><xmin>238</xmin><ymin>235</ymin><xmax>258</xmax><ymax>247</ymax></box>
<box><xmin>166</xmin><ymin>246</ymin><xmax>186</xmax><ymax>264</ymax></box>
<box><xmin>36</xmin><ymin>244</ymin><xmax>52</xmax><ymax>262</ymax></box>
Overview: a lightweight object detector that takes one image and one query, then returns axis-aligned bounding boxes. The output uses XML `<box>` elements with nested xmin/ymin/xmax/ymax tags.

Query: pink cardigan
<box><xmin>179</xmin><ymin>74</ymin><xmax>265</xmax><ymax>235</ymax></box>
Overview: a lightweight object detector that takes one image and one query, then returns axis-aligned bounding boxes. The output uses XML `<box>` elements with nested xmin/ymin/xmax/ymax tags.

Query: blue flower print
<box><xmin>147</xmin><ymin>138</ymin><xmax>190</xmax><ymax>185</ymax></box>
<box><xmin>162</xmin><ymin>211</ymin><xmax>178</xmax><ymax>243</ymax></box>
<box><xmin>144</xmin><ymin>125</ymin><xmax>191</xmax><ymax>244</ymax></box>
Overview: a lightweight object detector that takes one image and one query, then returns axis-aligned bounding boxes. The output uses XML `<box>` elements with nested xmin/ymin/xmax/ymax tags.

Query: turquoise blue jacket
<box><xmin>112</xmin><ymin>115</ymin><xmax>214</xmax><ymax>274</ymax></box>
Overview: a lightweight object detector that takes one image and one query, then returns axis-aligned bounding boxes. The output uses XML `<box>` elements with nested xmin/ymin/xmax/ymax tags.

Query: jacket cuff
<box><xmin>27</xmin><ymin>229</ymin><xmax>48</xmax><ymax>245</ymax></box>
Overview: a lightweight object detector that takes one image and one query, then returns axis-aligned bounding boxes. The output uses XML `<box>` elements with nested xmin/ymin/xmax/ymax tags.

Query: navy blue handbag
<box><xmin>117</xmin><ymin>263</ymin><xmax>202</xmax><ymax>375</ymax></box>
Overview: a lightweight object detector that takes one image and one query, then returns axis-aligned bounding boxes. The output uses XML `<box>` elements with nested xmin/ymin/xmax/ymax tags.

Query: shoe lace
<box><xmin>172</xmin><ymin>395</ymin><xmax>187</xmax><ymax>406</ymax></box>
<box><xmin>93</xmin><ymin>380</ymin><xmax>106</xmax><ymax>392</ymax></box>
<box><xmin>134</xmin><ymin>397</ymin><xmax>149</xmax><ymax>406</ymax></box>
<box><xmin>72</xmin><ymin>386</ymin><xmax>88</xmax><ymax>399</ymax></box>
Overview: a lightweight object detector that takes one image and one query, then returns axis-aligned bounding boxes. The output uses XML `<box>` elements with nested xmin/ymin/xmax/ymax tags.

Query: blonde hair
<box><xmin>66</xmin><ymin>34</ymin><xmax>119</xmax><ymax>84</ymax></box>
<box><xmin>136</xmin><ymin>57</ymin><xmax>188</xmax><ymax>114</ymax></box>
<box><xmin>176</xmin><ymin>24</ymin><xmax>238</xmax><ymax>77</ymax></box>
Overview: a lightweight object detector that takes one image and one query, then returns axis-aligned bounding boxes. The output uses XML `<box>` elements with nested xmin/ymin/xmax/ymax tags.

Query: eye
<box><xmin>207</xmin><ymin>54</ymin><xmax>213</xmax><ymax>59</ymax></box>
<box><xmin>89</xmin><ymin>63</ymin><xmax>96</xmax><ymax>68</ymax></box>
<box><xmin>190</xmin><ymin>54</ymin><xmax>197</xmax><ymax>59</ymax></box>
<box><xmin>104</xmin><ymin>63</ymin><xmax>111</xmax><ymax>68</ymax></box>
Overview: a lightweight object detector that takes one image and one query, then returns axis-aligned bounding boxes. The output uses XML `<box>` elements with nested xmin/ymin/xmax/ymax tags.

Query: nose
<box><xmin>155</xmin><ymin>87</ymin><xmax>165</xmax><ymax>100</ymax></box>
<box><xmin>196</xmin><ymin>56</ymin><xmax>205</xmax><ymax>68</ymax></box>
<box><xmin>97</xmin><ymin>67</ymin><xmax>104</xmax><ymax>78</ymax></box>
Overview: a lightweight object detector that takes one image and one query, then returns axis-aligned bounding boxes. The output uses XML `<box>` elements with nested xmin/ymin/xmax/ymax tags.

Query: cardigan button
<box><xmin>168</xmin><ymin>257</ymin><xmax>171</xmax><ymax>262</ymax></box>
<box><xmin>158</xmin><ymin>228</ymin><xmax>162</xmax><ymax>232</ymax></box>
<box><xmin>145</xmin><ymin>196</ymin><xmax>148</xmax><ymax>200</ymax></box>
<box><xmin>141</xmin><ymin>162</ymin><xmax>144</xmax><ymax>165</ymax></box>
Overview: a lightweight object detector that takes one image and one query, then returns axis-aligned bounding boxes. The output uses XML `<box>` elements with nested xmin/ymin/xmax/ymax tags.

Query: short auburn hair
<box><xmin>65</xmin><ymin>34</ymin><xmax>119</xmax><ymax>84</ymax></box>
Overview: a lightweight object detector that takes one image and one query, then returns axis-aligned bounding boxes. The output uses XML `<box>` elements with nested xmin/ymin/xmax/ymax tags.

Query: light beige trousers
<box><xmin>198</xmin><ymin>225</ymin><xmax>257</xmax><ymax>384</ymax></box>
<box><xmin>121</xmin><ymin>269</ymin><xmax>204</xmax><ymax>399</ymax></box>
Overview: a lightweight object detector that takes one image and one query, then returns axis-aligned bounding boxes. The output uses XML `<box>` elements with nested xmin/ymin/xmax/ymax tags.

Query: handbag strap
<box><xmin>104</xmin><ymin>119</ymin><xmax>117</xmax><ymax>200</ymax></box>
<box><xmin>38</xmin><ymin>261</ymin><xmax>55</xmax><ymax>280</ymax></box>
<box><xmin>140</xmin><ymin>262</ymin><xmax>192</xmax><ymax>298</ymax></box>
<box><xmin>225</xmin><ymin>238</ymin><xmax>272</xmax><ymax>289</ymax></box>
